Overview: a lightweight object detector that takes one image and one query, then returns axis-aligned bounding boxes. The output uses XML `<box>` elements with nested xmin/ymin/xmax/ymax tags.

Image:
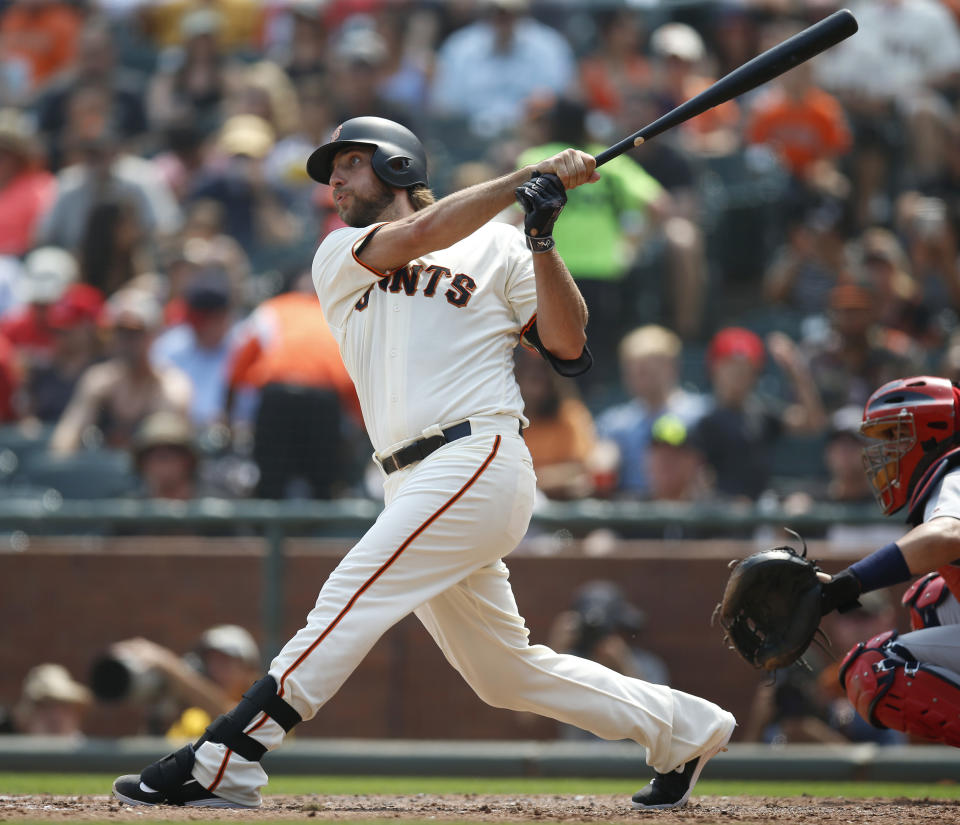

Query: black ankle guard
<box><xmin>199</xmin><ymin>675</ymin><xmax>301</xmax><ymax>762</ymax></box>
<box><xmin>141</xmin><ymin>743</ymin><xmax>196</xmax><ymax>798</ymax></box>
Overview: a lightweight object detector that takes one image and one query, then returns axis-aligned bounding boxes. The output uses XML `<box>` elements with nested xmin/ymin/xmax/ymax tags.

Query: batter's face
<box><xmin>329</xmin><ymin>147</ymin><xmax>397</xmax><ymax>227</ymax></box>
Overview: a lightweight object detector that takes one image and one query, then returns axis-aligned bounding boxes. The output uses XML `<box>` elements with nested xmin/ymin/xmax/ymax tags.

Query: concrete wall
<box><xmin>1</xmin><ymin>536</ymin><xmax>904</xmax><ymax>743</ymax></box>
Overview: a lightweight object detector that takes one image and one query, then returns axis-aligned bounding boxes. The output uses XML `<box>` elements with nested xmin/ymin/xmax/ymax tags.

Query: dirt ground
<box><xmin>2</xmin><ymin>793</ymin><xmax>959</xmax><ymax>824</ymax></box>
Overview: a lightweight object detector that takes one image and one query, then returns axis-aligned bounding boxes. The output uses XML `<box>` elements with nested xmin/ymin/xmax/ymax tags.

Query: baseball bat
<box><xmin>594</xmin><ymin>8</ymin><xmax>858</xmax><ymax>167</ymax></box>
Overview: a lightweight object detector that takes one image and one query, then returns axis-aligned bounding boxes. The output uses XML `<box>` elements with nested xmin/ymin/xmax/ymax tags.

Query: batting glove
<box><xmin>515</xmin><ymin>172</ymin><xmax>566</xmax><ymax>253</ymax></box>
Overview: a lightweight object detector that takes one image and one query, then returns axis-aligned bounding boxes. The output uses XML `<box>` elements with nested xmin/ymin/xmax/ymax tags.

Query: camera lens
<box><xmin>89</xmin><ymin>655</ymin><xmax>134</xmax><ymax>701</ymax></box>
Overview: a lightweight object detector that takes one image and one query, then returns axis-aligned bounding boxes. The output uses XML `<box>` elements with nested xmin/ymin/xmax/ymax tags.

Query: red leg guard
<box><xmin>901</xmin><ymin>573</ymin><xmax>950</xmax><ymax>630</ymax></box>
<box><xmin>840</xmin><ymin>633</ymin><xmax>960</xmax><ymax>747</ymax></box>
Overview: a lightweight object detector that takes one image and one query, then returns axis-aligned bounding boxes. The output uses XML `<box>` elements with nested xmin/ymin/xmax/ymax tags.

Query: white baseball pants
<box><xmin>192</xmin><ymin>417</ymin><xmax>735</xmax><ymax>806</ymax></box>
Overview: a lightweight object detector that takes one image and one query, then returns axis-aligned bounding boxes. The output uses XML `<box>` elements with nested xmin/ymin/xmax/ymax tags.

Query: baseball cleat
<box><xmin>631</xmin><ymin>716</ymin><xmax>735</xmax><ymax>810</ymax></box>
<box><xmin>112</xmin><ymin>774</ymin><xmax>257</xmax><ymax>808</ymax></box>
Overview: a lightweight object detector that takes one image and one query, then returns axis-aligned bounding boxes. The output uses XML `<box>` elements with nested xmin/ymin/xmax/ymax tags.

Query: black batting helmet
<box><xmin>306</xmin><ymin>116</ymin><xmax>428</xmax><ymax>188</ymax></box>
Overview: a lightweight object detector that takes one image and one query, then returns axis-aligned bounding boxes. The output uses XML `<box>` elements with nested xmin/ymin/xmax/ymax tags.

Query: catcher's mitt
<box><xmin>715</xmin><ymin>531</ymin><xmax>824</xmax><ymax>671</ymax></box>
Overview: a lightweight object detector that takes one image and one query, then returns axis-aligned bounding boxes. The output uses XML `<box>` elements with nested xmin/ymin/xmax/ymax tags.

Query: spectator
<box><xmin>746</xmin><ymin>44</ymin><xmax>852</xmax><ymax>183</ymax></box>
<box><xmin>517</xmin><ymin>98</ymin><xmax>707</xmax><ymax>374</ymax></box>
<box><xmin>694</xmin><ymin>327</ymin><xmax>825</xmax><ymax>502</ymax></box>
<box><xmin>9</xmin><ymin>663</ymin><xmax>91</xmax><ymax>738</ymax></box>
<box><xmin>166</xmin><ymin>201</ymin><xmax>251</xmax><ymax>314</ymax></box>
<box><xmin>815</xmin><ymin>0</ymin><xmax>960</xmax><ymax>227</ymax></box>
<box><xmin>186</xmin><ymin>114</ymin><xmax>301</xmax><ymax>256</ymax></box>
<box><xmin>854</xmin><ymin>227</ymin><xmax>928</xmax><ymax>345</ymax></box>
<box><xmin>430</xmin><ymin>0</ymin><xmax>575</xmax><ymax>138</ymax></box>
<box><xmin>595</xmin><ymin>325</ymin><xmax>707</xmax><ymax>499</ymax></box>
<box><xmin>77</xmin><ymin>192</ymin><xmax>154</xmax><ymax>296</ymax></box>
<box><xmin>708</xmin><ymin>3</ymin><xmax>760</xmax><ymax>79</ymax></box>
<box><xmin>129</xmin><ymin>410</ymin><xmax>200</xmax><ymax>500</ymax></box>
<box><xmin>1</xmin><ymin>245</ymin><xmax>77</xmax><ymax>368</ymax></box>
<box><xmin>644</xmin><ymin>413</ymin><xmax>711</xmax><ymax>504</ymax></box>
<box><xmin>33</xmin><ymin>16</ymin><xmax>149</xmax><ymax>171</ymax></box>
<box><xmin>0</xmin><ymin>331</ymin><xmax>21</xmax><ymax>423</ymax></box>
<box><xmin>514</xmin><ymin>345</ymin><xmax>596</xmax><ymax>501</ymax></box>
<box><xmin>225</xmin><ymin>268</ymin><xmax>363</xmax><ymax>499</ymax></box>
<box><xmin>147</xmin><ymin>8</ymin><xmax>231</xmax><ymax>135</ymax></box>
<box><xmin>35</xmin><ymin>125</ymin><xmax>183</xmax><ymax>254</ymax></box>
<box><xmin>50</xmin><ymin>288</ymin><xmax>192</xmax><ymax>454</ymax></box>
<box><xmin>151</xmin><ymin>266</ymin><xmax>238</xmax><ymax>429</ymax></box>
<box><xmin>0</xmin><ymin>0</ymin><xmax>82</xmax><ymax>96</ymax></box>
<box><xmin>0</xmin><ymin>109</ymin><xmax>56</xmax><ymax>257</ymax></box>
<box><xmin>548</xmin><ymin>581</ymin><xmax>668</xmax><ymax>740</ymax></box>
<box><xmin>151</xmin><ymin>118</ymin><xmax>209</xmax><ymax>204</ymax></box>
<box><xmin>325</xmin><ymin>16</ymin><xmax>413</xmax><ymax>127</ymax></box>
<box><xmin>377</xmin><ymin>5</ymin><xmax>435</xmax><ymax>113</ymax></box>
<box><xmin>95</xmin><ymin>624</ymin><xmax>260</xmax><ymax>739</ymax></box>
<box><xmin>231</xmin><ymin>60</ymin><xmax>300</xmax><ymax>142</ymax></box>
<box><xmin>578</xmin><ymin>7</ymin><xmax>650</xmax><ymax>119</ymax></box>
<box><xmin>143</xmin><ymin>1</ymin><xmax>262</xmax><ymax>53</ymax></box>
<box><xmin>263</xmin><ymin>75</ymin><xmax>336</xmax><ymax>215</ymax></box>
<box><xmin>804</xmin><ymin>280</ymin><xmax>926</xmax><ymax>415</ymax></box>
<box><xmin>762</xmin><ymin>193</ymin><xmax>849</xmax><ymax>319</ymax></box>
<box><xmin>22</xmin><ymin>283</ymin><xmax>104</xmax><ymax>423</ymax></box>
<box><xmin>895</xmin><ymin>194</ymin><xmax>960</xmax><ymax>339</ymax></box>
<box><xmin>647</xmin><ymin>22</ymin><xmax>740</xmax><ymax>156</ymax></box>
<box><xmin>263</xmin><ymin>0</ymin><xmax>327</xmax><ymax>83</ymax></box>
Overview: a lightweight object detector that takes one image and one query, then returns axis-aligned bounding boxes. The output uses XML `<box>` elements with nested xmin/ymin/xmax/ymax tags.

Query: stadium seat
<box><xmin>18</xmin><ymin>450</ymin><xmax>136</xmax><ymax>499</ymax></box>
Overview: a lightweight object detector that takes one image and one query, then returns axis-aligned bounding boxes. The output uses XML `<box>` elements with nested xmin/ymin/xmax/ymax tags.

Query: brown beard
<box><xmin>340</xmin><ymin>177</ymin><xmax>396</xmax><ymax>227</ymax></box>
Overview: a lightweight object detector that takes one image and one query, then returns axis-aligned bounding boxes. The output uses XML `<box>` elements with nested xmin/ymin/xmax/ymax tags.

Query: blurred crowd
<box><xmin>0</xmin><ymin>0</ymin><xmax>958</xmax><ymax>518</ymax></box>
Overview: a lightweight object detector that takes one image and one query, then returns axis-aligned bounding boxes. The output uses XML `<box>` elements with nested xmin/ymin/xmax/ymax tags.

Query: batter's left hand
<box><xmin>535</xmin><ymin>149</ymin><xmax>599</xmax><ymax>190</ymax></box>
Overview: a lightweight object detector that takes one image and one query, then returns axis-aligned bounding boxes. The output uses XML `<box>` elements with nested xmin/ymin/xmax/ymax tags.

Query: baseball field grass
<box><xmin>2</xmin><ymin>772</ymin><xmax>960</xmax><ymax>798</ymax></box>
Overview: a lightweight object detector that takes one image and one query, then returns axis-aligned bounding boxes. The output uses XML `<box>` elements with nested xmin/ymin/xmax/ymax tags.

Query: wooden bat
<box><xmin>594</xmin><ymin>9</ymin><xmax>858</xmax><ymax>167</ymax></box>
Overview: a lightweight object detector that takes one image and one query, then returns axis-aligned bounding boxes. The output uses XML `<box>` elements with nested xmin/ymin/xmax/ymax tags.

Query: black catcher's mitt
<box><xmin>715</xmin><ymin>531</ymin><xmax>825</xmax><ymax>671</ymax></box>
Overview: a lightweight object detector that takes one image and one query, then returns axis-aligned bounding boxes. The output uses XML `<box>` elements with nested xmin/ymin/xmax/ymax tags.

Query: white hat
<box><xmin>334</xmin><ymin>19</ymin><xmax>387</xmax><ymax>66</ymax></box>
<box><xmin>19</xmin><ymin>247</ymin><xmax>78</xmax><ymax>304</ymax></box>
<box><xmin>198</xmin><ymin>625</ymin><xmax>260</xmax><ymax>667</ymax></box>
<box><xmin>650</xmin><ymin>22</ymin><xmax>705</xmax><ymax>63</ymax></box>
<box><xmin>21</xmin><ymin>663</ymin><xmax>92</xmax><ymax>705</ymax></box>
<box><xmin>105</xmin><ymin>288</ymin><xmax>163</xmax><ymax>330</ymax></box>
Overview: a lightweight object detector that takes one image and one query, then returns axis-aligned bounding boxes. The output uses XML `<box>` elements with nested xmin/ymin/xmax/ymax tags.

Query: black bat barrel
<box><xmin>594</xmin><ymin>9</ymin><xmax>858</xmax><ymax>168</ymax></box>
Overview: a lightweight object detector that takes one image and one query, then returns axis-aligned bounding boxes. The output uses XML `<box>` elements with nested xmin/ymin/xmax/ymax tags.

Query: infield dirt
<box><xmin>2</xmin><ymin>793</ymin><xmax>959</xmax><ymax>823</ymax></box>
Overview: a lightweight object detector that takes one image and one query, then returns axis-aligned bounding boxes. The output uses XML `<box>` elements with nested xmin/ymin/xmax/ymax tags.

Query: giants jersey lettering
<box><xmin>312</xmin><ymin>221</ymin><xmax>537</xmax><ymax>454</ymax></box>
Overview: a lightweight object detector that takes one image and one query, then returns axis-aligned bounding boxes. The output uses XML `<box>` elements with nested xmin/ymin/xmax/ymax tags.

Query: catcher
<box><xmin>719</xmin><ymin>375</ymin><xmax>960</xmax><ymax>746</ymax></box>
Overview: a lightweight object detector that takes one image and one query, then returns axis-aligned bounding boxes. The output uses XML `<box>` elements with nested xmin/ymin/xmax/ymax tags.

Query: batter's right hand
<box><xmin>535</xmin><ymin>149</ymin><xmax>599</xmax><ymax>190</ymax></box>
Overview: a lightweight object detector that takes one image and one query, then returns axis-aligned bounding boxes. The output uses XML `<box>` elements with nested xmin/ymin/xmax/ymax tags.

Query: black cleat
<box><xmin>631</xmin><ymin>720</ymin><xmax>734</xmax><ymax>810</ymax></box>
<box><xmin>112</xmin><ymin>774</ymin><xmax>257</xmax><ymax>808</ymax></box>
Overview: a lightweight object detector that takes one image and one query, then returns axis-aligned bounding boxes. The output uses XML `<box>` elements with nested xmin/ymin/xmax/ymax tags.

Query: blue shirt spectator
<box><xmin>151</xmin><ymin>268</ymin><xmax>238</xmax><ymax>428</ymax></box>
<box><xmin>430</xmin><ymin>0</ymin><xmax>575</xmax><ymax>137</ymax></box>
<box><xmin>595</xmin><ymin>325</ymin><xmax>707</xmax><ymax>498</ymax></box>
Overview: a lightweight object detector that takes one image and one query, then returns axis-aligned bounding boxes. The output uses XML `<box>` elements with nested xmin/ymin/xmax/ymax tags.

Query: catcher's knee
<box><xmin>200</xmin><ymin>675</ymin><xmax>302</xmax><ymax>762</ymax></box>
<box><xmin>839</xmin><ymin>632</ymin><xmax>960</xmax><ymax>746</ymax></box>
<box><xmin>902</xmin><ymin>573</ymin><xmax>950</xmax><ymax>630</ymax></box>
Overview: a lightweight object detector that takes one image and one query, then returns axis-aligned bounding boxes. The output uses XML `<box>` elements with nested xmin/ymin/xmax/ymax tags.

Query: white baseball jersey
<box><xmin>191</xmin><ymin>214</ymin><xmax>735</xmax><ymax>806</ymax></box>
<box><xmin>312</xmin><ymin>221</ymin><xmax>536</xmax><ymax>456</ymax></box>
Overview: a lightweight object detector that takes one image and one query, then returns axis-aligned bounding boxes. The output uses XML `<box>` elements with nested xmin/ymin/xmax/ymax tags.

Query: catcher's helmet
<box><xmin>306</xmin><ymin>116</ymin><xmax>428</xmax><ymax>188</ymax></box>
<box><xmin>860</xmin><ymin>376</ymin><xmax>960</xmax><ymax>515</ymax></box>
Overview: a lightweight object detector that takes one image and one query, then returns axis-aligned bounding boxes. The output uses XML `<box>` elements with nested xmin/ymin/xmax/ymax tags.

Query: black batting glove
<box><xmin>514</xmin><ymin>172</ymin><xmax>566</xmax><ymax>253</ymax></box>
<box><xmin>820</xmin><ymin>569</ymin><xmax>863</xmax><ymax>616</ymax></box>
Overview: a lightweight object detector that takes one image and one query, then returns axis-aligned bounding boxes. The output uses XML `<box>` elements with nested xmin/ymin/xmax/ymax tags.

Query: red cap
<box><xmin>48</xmin><ymin>283</ymin><xmax>105</xmax><ymax>330</ymax></box>
<box><xmin>707</xmin><ymin>326</ymin><xmax>765</xmax><ymax>369</ymax></box>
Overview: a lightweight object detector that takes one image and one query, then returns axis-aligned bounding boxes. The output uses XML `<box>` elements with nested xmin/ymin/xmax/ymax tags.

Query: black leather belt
<box><xmin>381</xmin><ymin>421</ymin><xmax>473</xmax><ymax>475</ymax></box>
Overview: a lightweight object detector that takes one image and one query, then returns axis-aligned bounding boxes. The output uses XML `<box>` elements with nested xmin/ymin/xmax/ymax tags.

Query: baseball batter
<box><xmin>112</xmin><ymin>116</ymin><xmax>735</xmax><ymax>811</ymax></box>
<box><xmin>819</xmin><ymin>375</ymin><xmax>960</xmax><ymax>744</ymax></box>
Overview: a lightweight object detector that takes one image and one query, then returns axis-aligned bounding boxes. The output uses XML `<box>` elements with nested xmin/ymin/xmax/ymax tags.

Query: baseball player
<box><xmin>112</xmin><ymin>116</ymin><xmax>735</xmax><ymax>811</ymax></box>
<box><xmin>819</xmin><ymin>375</ymin><xmax>960</xmax><ymax>745</ymax></box>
